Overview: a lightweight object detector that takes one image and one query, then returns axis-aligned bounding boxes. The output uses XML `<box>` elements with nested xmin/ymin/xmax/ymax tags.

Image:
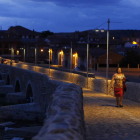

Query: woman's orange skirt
<box><xmin>114</xmin><ymin>88</ymin><xmax>123</xmax><ymax>97</ymax></box>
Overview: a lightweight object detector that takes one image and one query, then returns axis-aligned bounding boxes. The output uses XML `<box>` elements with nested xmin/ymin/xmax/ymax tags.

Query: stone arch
<box><xmin>26</xmin><ymin>84</ymin><xmax>33</xmax><ymax>103</ymax></box>
<box><xmin>15</xmin><ymin>80</ymin><xmax>21</xmax><ymax>92</ymax></box>
<box><xmin>0</xmin><ymin>74</ymin><xmax>2</xmax><ymax>80</ymax></box>
<box><xmin>6</xmin><ymin>74</ymin><xmax>10</xmax><ymax>85</ymax></box>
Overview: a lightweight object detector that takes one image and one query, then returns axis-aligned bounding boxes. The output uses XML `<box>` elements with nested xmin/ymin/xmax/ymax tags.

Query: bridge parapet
<box><xmin>0</xmin><ymin>64</ymin><xmax>86</xmax><ymax>140</ymax></box>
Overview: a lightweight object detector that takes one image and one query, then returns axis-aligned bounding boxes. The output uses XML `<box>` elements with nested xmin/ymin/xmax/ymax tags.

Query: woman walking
<box><xmin>111</xmin><ymin>67</ymin><xmax>126</xmax><ymax>107</ymax></box>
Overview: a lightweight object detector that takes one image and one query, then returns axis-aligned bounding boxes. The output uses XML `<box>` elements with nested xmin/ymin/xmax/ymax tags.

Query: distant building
<box><xmin>1</xmin><ymin>27</ymin><xmax>140</xmax><ymax>67</ymax></box>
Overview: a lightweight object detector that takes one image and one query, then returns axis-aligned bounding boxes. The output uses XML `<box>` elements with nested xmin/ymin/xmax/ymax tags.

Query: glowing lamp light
<box><xmin>41</xmin><ymin>49</ymin><xmax>44</xmax><ymax>52</ymax></box>
<box><xmin>73</xmin><ymin>54</ymin><xmax>75</xmax><ymax>57</ymax></box>
<box><xmin>132</xmin><ymin>41</ymin><xmax>137</xmax><ymax>44</ymax></box>
<box><xmin>59</xmin><ymin>52</ymin><xmax>61</xmax><ymax>54</ymax></box>
<box><xmin>17</xmin><ymin>50</ymin><xmax>19</xmax><ymax>55</ymax></box>
<box><xmin>101</xmin><ymin>30</ymin><xmax>104</xmax><ymax>32</ymax></box>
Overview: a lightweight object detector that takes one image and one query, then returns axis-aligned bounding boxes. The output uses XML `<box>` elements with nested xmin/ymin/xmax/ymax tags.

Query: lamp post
<box><xmin>10</xmin><ymin>45</ymin><xmax>14</xmax><ymax>64</ymax></box>
<box><xmin>41</xmin><ymin>47</ymin><xmax>50</xmax><ymax>75</ymax></box>
<box><xmin>20</xmin><ymin>46</ymin><xmax>25</xmax><ymax>62</ymax></box>
<box><xmin>11</xmin><ymin>45</ymin><xmax>13</xmax><ymax>60</ymax></box>
<box><xmin>49</xmin><ymin>47</ymin><xmax>51</xmax><ymax>76</ymax></box>
<box><xmin>70</xmin><ymin>41</ymin><xmax>73</xmax><ymax>73</ymax></box>
<box><xmin>35</xmin><ymin>45</ymin><xmax>37</xmax><ymax>71</ymax></box>
<box><xmin>106</xmin><ymin>19</ymin><xmax>110</xmax><ymax>95</ymax></box>
<box><xmin>94</xmin><ymin>19</ymin><xmax>121</xmax><ymax>94</ymax></box>
<box><xmin>24</xmin><ymin>45</ymin><xmax>25</xmax><ymax>62</ymax></box>
<box><xmin>87</xmin><ymin>35</ymin><xmax>89</xmax><ymax>88</ymax></box>
<box><xmin>95</xmin><ymin>19</ymin><xmax>110</xmax><ymax>94</ymax></box>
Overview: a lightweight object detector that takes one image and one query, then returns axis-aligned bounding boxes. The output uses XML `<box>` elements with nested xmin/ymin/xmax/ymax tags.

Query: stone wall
<box><xmin>0</xmin><ymin>64</ymin><xmax>85</xmax><ymax>140</ymax></box>
<box><xmin>88</xmin><ymin>78</ymin><xmax>140</xmax><ymax>103</ymax></box>
<box><xmin>0</xmin><ymin>64</ymin><xmax>53</xmax><ymax>111</ymax></box>
<box><xmin>5</xmin><ymin>63</ymin><xmax>140</xmax><ymax>103</ymax></box>
<box><xmin>97</xmin><ymin>67</ymin><xmax>140</xmax><ymax>72</ymax></box>
<box><xmin>32</xmin><ymin>83</ymin><xmax>85</xmax><ymax>140</ymax></box>
<box><xmin>0</xmin><ymin>103</ymin><xmax>44</xmax><ymax>121</ymax></box>
<box><xmin>11</xmin><ymin>63</ymin><xmax>88</xmax><ymax>88</ymax></box>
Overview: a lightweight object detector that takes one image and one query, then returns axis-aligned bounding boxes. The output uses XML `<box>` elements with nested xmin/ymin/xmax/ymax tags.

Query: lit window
<box><xmin>101</xmin><ymin>30</ymin><xmax>104</xmax><ymax>32</ymax></box>
<box><xmin>132</xmin><ymin>41</ymin><xmax>137</xmax><ymax>44</ymax></box>
<box><xmin>17</xmin><ymin>50</ymin><xmax>19</xmax><ymax>55</ymax></box>
<box><xmin>95</xmin><ymin>30</ymin><xmax>99</xmax><ymax>32</ymax></box>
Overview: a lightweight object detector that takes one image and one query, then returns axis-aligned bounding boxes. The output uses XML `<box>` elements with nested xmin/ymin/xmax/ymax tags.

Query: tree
<box><xmin>120</xmin><ymin>49</ymin><xmax>140</xmax><ymax>68</ymax></box>
<box><xmin>41</xmin><ymin>30</ymin><xmax>54</xmax><ymax>38</ymax></box>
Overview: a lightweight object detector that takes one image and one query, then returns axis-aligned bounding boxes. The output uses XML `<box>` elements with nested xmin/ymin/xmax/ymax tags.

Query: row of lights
<box><xmin>41</xmin><ymin>48</ymin><xmax>77</xmax><ymax>57</ymax></box>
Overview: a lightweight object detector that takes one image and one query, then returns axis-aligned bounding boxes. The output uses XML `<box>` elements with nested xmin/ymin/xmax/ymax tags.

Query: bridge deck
<box><xmin>83</xmin><ymin>89</ymin><xmax>140</xmax><ymax>140</ymax></box>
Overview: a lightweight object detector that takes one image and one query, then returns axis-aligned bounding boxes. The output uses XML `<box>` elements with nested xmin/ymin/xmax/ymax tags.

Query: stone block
<box><xmin>0</xmin><ymin>85</ymin><xmax>14</xmax><ymax>94</ymax></box>
<box><xmin>6</xmin><ymin>92</ymin><xmax>25</xmax><ymax>104</ymax></box>
<box><xmin>0</xmin><ymin>80</ymin><xmax>6</xmax><ymax>86</ymax></box>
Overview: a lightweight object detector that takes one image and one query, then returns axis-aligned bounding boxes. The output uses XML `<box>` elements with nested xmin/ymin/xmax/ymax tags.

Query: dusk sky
<box><xmin>0</xmin><ymin>0</ymin><xmax>140</xmax><ymax>33</ymax></box>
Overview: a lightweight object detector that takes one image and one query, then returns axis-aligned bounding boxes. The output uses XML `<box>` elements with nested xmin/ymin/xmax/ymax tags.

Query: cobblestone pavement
<box><xmin>83</xmin><ymin>88</ymin><xmax>140</xmax><ymax>140</ymax></box>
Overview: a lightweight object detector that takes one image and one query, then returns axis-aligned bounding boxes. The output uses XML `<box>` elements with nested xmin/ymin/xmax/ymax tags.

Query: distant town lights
<box><xmin>73</xmin><ymin>53</ymin><xmax>77</xmax><ymax>57</ymax></box>
<box><xmin>17</xmin><ymin>50</ymin><xmax>19</xmax><ymax>55</ymax></box>
<box><xmin>59</xmin><ymin>50</ymin><xmax>63</xmax><ymax>55</ymax></box>
<box><xmin>101</xmin><ymin>30</ymin><xmax>105</xmax><ymax>32</ymax></box>
<box><xmin>132</xmin><ymin>41</ymin><xmax>137</xmax><ymax>44</ymax></box>
<box><xmin>95</xmin><ymin>30</ymin><xmax>99</xmax><ymax>32</ymax></box>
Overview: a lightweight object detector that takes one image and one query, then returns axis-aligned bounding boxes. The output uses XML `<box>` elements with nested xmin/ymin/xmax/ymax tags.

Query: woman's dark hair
<box><xmin>116</xmin><ymin>67</ymin><xmax>122</xmax><ymax>73</ymax></box>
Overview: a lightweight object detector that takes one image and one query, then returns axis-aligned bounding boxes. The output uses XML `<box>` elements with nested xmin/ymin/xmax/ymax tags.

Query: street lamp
<box><xmin>35</xmin><ymin>45</ymin><xmax>37</xmax><ymax>71</ymax></box>
<box><xmin>63</xmin><ymin>44</ymin><xmax>72</xmax><ymax>71</ymax></box>
<box><xmin>10</xmin><ymin>45</ymin><xmax>14</xmax><ymax>65</ymax></box>
<box><xmin>106</xmin><ymin>19</ymin><xmax>110</xmax><ymax>95</ymax></box>
<box><xmin>87</xmin><ymin>34</ymin><xmax>89</xmax><ymax>88</ymax></box>
<box><xmin>49</xmin><ymin>48</ymin><xmax>51</xmax><ymax>76</ymax></box>
<box><xmin>30</xmin><ymin>45</ymin><xmax>37</xmax><ymax>71</ymax></box>
<box><xmin>41</xmin><ymin>47</ymin><xmax>51</xmax><ymax>76</ymax></box>
<box><xmin>24</xmin><ymin>46</ymin><xmax>25</xmax><ymax>62</ymax></box>
<box><xmin>58</xmin><ymin>50</ymin><xmax>63</xmax><ymax>66</ymax></box>
<box><xmin>70</xmin><ymin>41</ymin><xmax>73</xmax><ymax>73</ymax></box>
<box><xmin>20</xmin><ymin>45</ymin><xmax>25</xmax><ymax>62</ymax></box>
<box><xmin>11</xmin><ymin>45</ymin><xmax>14</xmax><ymax>60</ymax></box>
<box><xmin>94</xmin><ymin>19</ymin><xmax>110</xmax><ymax>94</ymax></box>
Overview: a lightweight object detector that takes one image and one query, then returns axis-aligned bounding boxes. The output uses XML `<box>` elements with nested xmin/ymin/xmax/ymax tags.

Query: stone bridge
<box><xmin>0</xmin><ymin>64</ymin><xmax>85</xmax><ymax>140</ymax></box>
<box><xmin>1</xmin><ymin>63</ymin><xmax>140</xmax><ymax>140</ymax></box>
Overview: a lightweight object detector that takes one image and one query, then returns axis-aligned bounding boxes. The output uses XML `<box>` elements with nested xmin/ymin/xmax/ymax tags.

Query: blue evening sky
<box><xmin>0</xmin><ymin>0</ymin><xmax>140</xmax><ymax>32</ymax></box>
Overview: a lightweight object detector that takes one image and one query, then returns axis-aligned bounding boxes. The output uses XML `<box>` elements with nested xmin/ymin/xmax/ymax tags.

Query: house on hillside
<box><xmin>0</xmin><ymin>26</ymin><xmax>41</xmax><ymax>62</ymax></box>
<box><xmin>98</xmin><ymin>52</ymin><xmax>124</xmax><ymax>65</ymax></box>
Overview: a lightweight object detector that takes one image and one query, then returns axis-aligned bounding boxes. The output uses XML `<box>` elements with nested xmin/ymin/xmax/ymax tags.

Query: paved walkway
<box><xmin>83</xmin><ymin>89</ymin><xmax>140</xmax><ymax>140</ymax></box>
